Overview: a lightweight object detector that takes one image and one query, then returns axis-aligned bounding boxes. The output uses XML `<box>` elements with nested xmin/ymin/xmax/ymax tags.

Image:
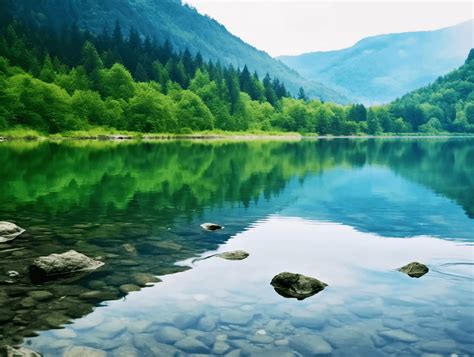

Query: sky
<box><xmin>183</xmin><ymin>0</ymin><xmax>474</xmax><ymax>56</ymax></box>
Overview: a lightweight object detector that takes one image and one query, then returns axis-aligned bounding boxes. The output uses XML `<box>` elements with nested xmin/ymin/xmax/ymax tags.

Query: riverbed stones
<box><xmin>270</xmin><ymin>272</ymin><xmax>328</xmax><ymax>300</ymax></box>
<box><xmin>0</xmin><ymin>222</ymin><xmax>25</xmax><ymax>243</ymax></box>
<box><xmin>289</xmin><ymin>334</ymin><xmax>332</xmax><ymax>355</ymax></box>
<box><xmin>378</xmin><ymin>329</ymin><xmax>419</xmax><ymax>343</ymax></box>
<box><xmin>28</xmin><ymin>290</ymin><xmax>54</xmax><ymax>301</ymax></box>
<box><xmin>220</xmin><ymin>309</ymin><xmax>255</xmax><ymax>326</ymax></box>
<box><xmin>417</xmin><ymin>339</ymin><xmax>457</xmax><ymax>353</ymax></box>
<box><xmin>197</xmin><ymin>315</ymin><xmax>219</xmax><ymax>332</ymax></box>
<box><xmin>63</xmin><ymin>346</ymin><xmax>107</xmax><ymax>357</ymax></box>
<box><xmin>29</xmin><ymin>250</ymin><xmax>104</xmax><ymax>281</ymax></box>
<box><xmin>200</xmin><ymin>223</ymin><xmax>223</xmax><ymax>231</ymax></box>
<box><xmin>215</xmin><ymin>250</ymin><xmax>249</xmax><ymax>260</ymax></box>
<box><xmin>0</xmin><ymin>346</ymin><xmax>41</xmax><ymax>357</ymax></box>
<box><xmin>154</xmin><ymin>326</ymin><xmax>186</xmax><ymax>344</ymax></box>
<box><xmin>398</xmin><ymin>262</ymin><xmax>429</xmax><ymax>278</ymax></box>
<box><xmin>174</xmin><ymin>336</ymin><xmax>210</xmax><ymax>353</ymax></box>
<box><xmin>119</xmin><ymin>284</ymin><xmax>141</xmax><ymax>294</ymax></box>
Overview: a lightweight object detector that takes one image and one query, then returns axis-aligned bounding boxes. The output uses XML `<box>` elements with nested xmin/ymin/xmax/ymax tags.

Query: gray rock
<box><xmin>200</xmin><ymin>223</ymin><xmax>223</xmax><ymax>231</ymax></box>
<box><xmin>111</xmin><ymin>346</ymin><xmax>139</xmax><ymax>357</ymax></box>
<box><xmin>220</xmin><ymin>310</ymin><xmax>254</xmax><ymax>326</ymax></box>
<box><xmin>197</xmin><ymin>315</ymin><xmax>218</xmax><ymax>332</ymax></box>
<box><xmin>63</xmin><ymin>346</ymin><xmax>107</xmax><ymax>357</ymax></box>
<box><xmin>215</xmin><ymin>250</ymin><xmax>249</xmax><ymax>261</ymax></box>
<box><xmin>0</xmin><ymin>346</ymin><xmax>41</xmax><ymax>357</ymax></box>
<box><xmin>417</xmin><ymin>339</ymin><xmax>457</xmax><ymax>353</ymax></box>
<box><xmin>398</xmin><ymin>262</ymin><xmax>429</xmax><ymax>278</ymax></box>
<box><xmin>154</xmin><ymin>326</ymin><xmax>186</xmax><ymax>344</ymax></box>
<box><xmin>0</xmin><ymin>221</ymin><xmax>25</xmax><ymax>243</ymax></box>
<box><xmin>174</xmin><ymin>312</ymin><xmax>203</xmax><ymax>329</ymax></box>
<box><xmin>213</xmin><ymin>341</ymin><xmax>231</xmax><ymax>354</ymax></box>
<box><xmin>271</xmin><ymin>272</ymin><xmax>328</xmax><ymax>300</ymax></box>
<box><xmin>29</xmin><ymin>250</ymin><xmax>104</xmax><ymax>282</ymax></box>
<box><xmin>134</xmin><ymin>334</ymin><xmax>180</xmax><ymax>355</ymax></box>
<box><xmin>119</xmin><ymin>284</ymin><xmax>141</xmax><ymax>294</ymax></box>
<box><xmin>174</xmin><ymin>337</ymin><xmax>210</xmax><ymax>354</ymax></box>
<box><xmin>378</xmin><ymin>329</ymin><xmax>418</xmax><ymax>343</ymax></box>
<box><xmin>131</xmin><ymin>273</ymin><xmax>161</xmax><ymax>287</ymax></box>
<box><xmin>289</xmin><ymin>334</ymin><xmax>332</xmax><ymax>355</ymax></box>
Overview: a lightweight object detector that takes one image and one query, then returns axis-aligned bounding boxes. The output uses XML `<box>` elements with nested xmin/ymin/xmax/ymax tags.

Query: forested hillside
<box><xmin>4</xmin><ymin>0</ymin><xmax>347</xmax><ymax>102</ymax></box>
<box><xmin>279</xmin><ymin>20</ymin><xmax>473</xmax><ymax>104</ymax></box>
<box><xmin>0</xmin><ymin>9</ymin><xmax>472</xmax><ymax>135</ymax></box>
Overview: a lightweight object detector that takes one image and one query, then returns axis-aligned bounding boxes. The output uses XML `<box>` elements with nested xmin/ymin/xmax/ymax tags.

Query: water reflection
<box><xmin>25</xmin><ymin>217</ymin><xmax>474</xmax><ymax>356</ymax></box>
<box><xmin>0</xmin><ymin>138</ymin><xmax>471</xmax><ymax>355</ymax></box>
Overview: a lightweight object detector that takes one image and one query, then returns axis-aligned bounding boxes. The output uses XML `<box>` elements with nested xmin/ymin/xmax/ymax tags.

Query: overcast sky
<box><xmin>183</xmin><ymin>0</ymin><xmax>474</xmax><ymax>56</ymax></box>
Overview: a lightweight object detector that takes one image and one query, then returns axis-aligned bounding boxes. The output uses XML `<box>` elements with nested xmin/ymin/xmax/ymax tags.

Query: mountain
<box><xmin>6</xmin><ymin>0</ymin><xmax>347</xmax><ymax>103</ymax></box>
<box><xmin>387</xmin><ymin>49</ymin><xmax>474</xmax><ymax>133</ymax></box>
<box><xmin>279</xmin><ymin>20</ymin><xmax>474</xmax><ymax>104</ymax></box>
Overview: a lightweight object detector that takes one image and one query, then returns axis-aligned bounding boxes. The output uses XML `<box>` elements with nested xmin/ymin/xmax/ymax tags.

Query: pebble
<box><xmin>417</xmin><ymin>339</ymin><xmax>457</xmax><ymax>353</ymax></box>
<box><xmin>289</xmin><ymin>334</ymin><xmax>332</xmax><ymax>355</ymax></box>
<box><xmin>53</xmin><ymin>328</ymin><xmax>77</xmax><ymax>339</ymax></box>
<box><xmin>213</xmin><ymin>341</ymin><xmax>231</xmax><ymax>354</ymax></box>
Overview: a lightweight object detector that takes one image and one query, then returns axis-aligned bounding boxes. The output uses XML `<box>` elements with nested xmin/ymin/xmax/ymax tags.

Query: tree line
<box><xmin>0</xmin><ymin>15</ymin><xmax>472</xmax><ymax>135</ymax></box>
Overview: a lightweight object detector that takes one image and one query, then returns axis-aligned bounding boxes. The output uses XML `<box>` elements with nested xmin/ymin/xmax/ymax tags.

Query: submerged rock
<box><xmin>200</xmin><ymin>223</ymin><xmax>223</xmax><ymax>231</ymax></box>
<box><xmin>0</xmin><ymin>346</ymin><xmax>42</xmax><ymax>357</ymax></box>
<box><xmin>0</xmin><ymin>221</ymin><xmax>25</xmax><ymax>243</ymax></box>
<box><xmin>29</xmin><ymin>250</ymin><xmax>104</xmax><ymax>282</ymax></box>
<box><xmin>398</xmin><ymin>262</ymin><xmax>429</xmax><ymax>278</ymax></box>
<box><xmin>270</xmin><ymin>272</ymin><xmax>328</xmax><ymax>300</ymax></box>
<box><xmin>63</xmin><ymin>346</ymin><xmax>107</xmax><ymax>357</ymax></box>
<box><xmin>215</xmin><ymin>250</ymin><xmax>249</xmax><ymax>260</ymax></box>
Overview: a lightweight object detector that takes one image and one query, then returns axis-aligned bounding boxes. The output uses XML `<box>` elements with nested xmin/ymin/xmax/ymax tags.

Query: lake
<box><xmin>0</xmin><ymin>138</ymin><xmax>473</xmax><ymax>356</ymax></box>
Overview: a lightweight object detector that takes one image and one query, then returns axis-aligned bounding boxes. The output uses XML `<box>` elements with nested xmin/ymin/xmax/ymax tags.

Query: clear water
<box><xmin>0</xmin><ymin>138</ymin><xmax>473</xmax><ymax>356</ymax></box>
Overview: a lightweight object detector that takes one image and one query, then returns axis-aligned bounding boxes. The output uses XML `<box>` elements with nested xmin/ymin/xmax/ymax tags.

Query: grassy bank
<box><xmin>1</xmin><ymin>127</ymin><xmax>473</xmax><ymax>141</ymax></box>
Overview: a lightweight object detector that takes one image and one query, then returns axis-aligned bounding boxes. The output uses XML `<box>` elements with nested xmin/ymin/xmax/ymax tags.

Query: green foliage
<box><xmin>0</xmin><ymin>15</ymin><xmax>471</xmax><ymax>135</ymax></box>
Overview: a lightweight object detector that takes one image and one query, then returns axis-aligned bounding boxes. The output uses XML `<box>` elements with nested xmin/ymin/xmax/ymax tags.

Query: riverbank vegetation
<box><xmin>0</xmin><ymin>15</ymin><xmax>473</xmax><ymax>136</ymax></box>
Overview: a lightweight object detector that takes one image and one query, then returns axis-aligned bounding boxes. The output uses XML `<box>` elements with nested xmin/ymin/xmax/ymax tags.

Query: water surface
<box><xmin>0</xmin><ymin>138</ymin><xmax>473</xmax><ymax>356</ymax></box>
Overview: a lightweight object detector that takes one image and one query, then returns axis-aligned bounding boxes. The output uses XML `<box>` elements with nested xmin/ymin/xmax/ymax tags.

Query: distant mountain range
<box><xmin>6</xmin><ymin>0</ymin><xmax>348</xmax><ymax>103</ymax></box>
<box><xmin>278</xmin><ymin>20</ymin><xmax>474</xmax><ymax>104</ymax></box>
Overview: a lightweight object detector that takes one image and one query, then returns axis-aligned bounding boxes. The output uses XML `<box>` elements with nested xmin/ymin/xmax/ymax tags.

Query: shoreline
<box><xmin>1</xmin><ymin>132</ymin><xmax>473</xmax><ymax>142</ymax></box>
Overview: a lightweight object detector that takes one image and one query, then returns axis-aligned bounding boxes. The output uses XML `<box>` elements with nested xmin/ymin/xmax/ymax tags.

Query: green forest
<box><xmin>0</xmin><ymin>13</ymin><xmax>473</xmax><ymax>135</ymax></box>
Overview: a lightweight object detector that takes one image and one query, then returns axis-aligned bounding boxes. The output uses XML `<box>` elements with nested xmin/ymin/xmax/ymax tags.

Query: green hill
<box><xmin>279</xmin><ymin>20</ymin><xmax>473</xmax><ymax>104</ymax></box>
<box><xmin>6</xmin><ymin>0</ymin><xmax>347</xmax><ymax>103</ymax></box>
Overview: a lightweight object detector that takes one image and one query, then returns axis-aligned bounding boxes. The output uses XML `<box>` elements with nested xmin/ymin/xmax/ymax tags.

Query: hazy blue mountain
<box><xmin>7</xmin><ymin>0</ymin><xmax>347</xmax><ymax>103</ymax></box>
<box><xmin>279</xmin><ymin>20</ymin><xmax>474</xmax><ymax>104</ymax></box>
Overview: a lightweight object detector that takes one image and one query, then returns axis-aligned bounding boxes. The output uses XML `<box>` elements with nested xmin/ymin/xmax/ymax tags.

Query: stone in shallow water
<box><xmin>63</xmin><ymin>346</ymin><xmax>107</xmax><ymax>357</ymax></box>
<box><xmin>119</xmin><ymin>284</ymin><xmax>141</xmax><ymax>294</ymax></box>
<box><xmin>0</xmin><ymin>221</ymin><xmax>25</xmax><ymax>243</ymax></box>
<box><xmin>200</xmin><ymin>223</ymin><xmax>223</xmax><ymax>231</ymax></box>
<box><xmin>131</xmin><ymin>273</ymin><xmax>162</xmax><ymax>287</ymax></box>
<box><xmin>215</xmin><ymin>250</ymin><xmax>249</xmax><ymax>260</ymax></box>
<box><xmin>378</xmin><ymin>329</ymin><xmax>419</xmax><ymax>343</ymax></box>
<box><xmin>111</xmin><ymin>346</ymin><xmax>140</xmax><ymax>357</ymax></box>
<box><xmin>213</xmin><ymin>341</ymin><xmax>231</xmax><ymax>354</ymax></box>
<box><xmin>28</xmin><ymin>290</ymin><xmax>54</xmax><ymax>301</ymax></box>
<box><xmin>174</xmin><ymin>312</ymin><xmax>204</xmax><ymax>329</ymax></box>
<box><xmin>270</xmin><ymin>272</ymin><xmax>328</xmax><ymax>300</ymax></box>
<box><xmin>53</xmin><ymin>328</ymin><xmax>77</xmax><ymax>339</ymax></box>
<box><xmin>220</xmin><ymin>310</ymin><xmax>254</xmax><ymax>326</ymax></box>
<box><xmin>417</xmin><ymin>339</ymin><xmax>457</xmax><ymax>353</ymax></box>
<box><xmin>174</xmin><ymin>336</ymin><xmax>210</xmax><ymax>354</ymax></box>
<box><xmin>154</xmin><ymin>326</ymin><xmax>186</xmax><ymax>344</ymax></box>
<box><xmin>0</xmin><ymin>346</ymin><xmax>41</xmax><ymax>357</ymax></box>
<box><xmin>290</xmin><ymin>314</ymin><xmax>327</xmax><ymax>329</ymax></box>
<box><xmin>398</xmin><ymin>262</ymin><xmax>429</xmax><ymax>278</ymax></box>
<box><xmin>29</xmin><ymin>250</ymin><xmax>104</xmax><ymax>282</ymax></box>
<box><xmin>197</xmin><ymin>315</ymin><xmax>219</xmax><ymax>332</ymax></box>
<box><xmin>289</xmin><ymin>334</ymin><xmax>333</xmax><ymax>355</ymax></box>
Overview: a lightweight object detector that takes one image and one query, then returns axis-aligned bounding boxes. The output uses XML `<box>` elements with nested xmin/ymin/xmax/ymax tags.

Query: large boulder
<box><xmin>398</xmin><ymin>262</ymin><xmax>429</xmax><ymax>278</ymax></box>
<box><xmin>215</xmin><ymin>250</ymin><xmax>249</xmax><ymax>260</ymax></box>
<box><xmin>0</xmin><ymin>221</ymin><xmax>25</xmax><ymax>243</ymax></box>
<box><xmin>270</xmin><ymin>272</ymin><xmax>328</xmax><ymax>300</ymax></box>
<box><xmin>29</xmin><ymin>250</ymin><xmax>104</xmax><ymax>282</ymax></box>
<box><xmin>200</xmin><ymin>223</ymin><xmax>223</xmax><ymax>231</ymax></box>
